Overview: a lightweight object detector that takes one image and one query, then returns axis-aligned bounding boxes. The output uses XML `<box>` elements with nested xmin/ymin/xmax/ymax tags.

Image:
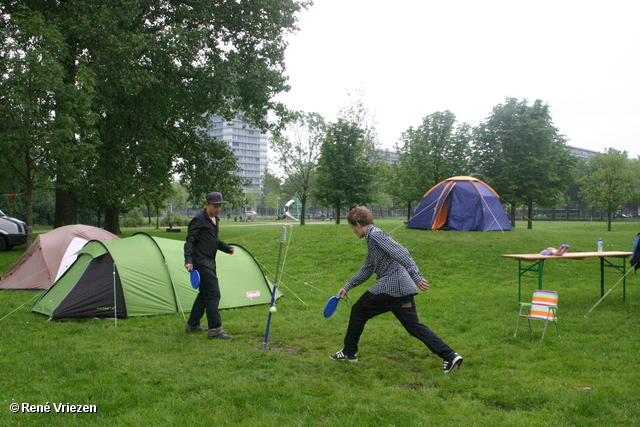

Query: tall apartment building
<box><xmin>204</xmin><ymin>114</ymin><xmax>268</xmax><ymax>192</ymax></box>
<box><xmin>568</xmin><ymin>145</ymin><xmax>599</xmax><ymax>159</ymax></box>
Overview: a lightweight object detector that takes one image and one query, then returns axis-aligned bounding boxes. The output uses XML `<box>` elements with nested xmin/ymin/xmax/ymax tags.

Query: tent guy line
<box><xmin>0</xmin><ymin>292</ymin><xmax>40</xmax><ymax>323</ymax></box>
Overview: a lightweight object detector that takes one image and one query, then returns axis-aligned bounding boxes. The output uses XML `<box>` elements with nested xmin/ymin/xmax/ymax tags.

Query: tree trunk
<box><xmin>25</xmin><ymin>176</ymin><xmax>34</xmax><ymax>249</ymax></box>
<box><xmin>146</xmin><ymin>204</ymin><xmax>152</xmax><ymax>226</ymax></box>
<box><xmin>510</xmin><ymin>205</ymin><xmax>516</xmax><ymax>228</ymax></box>
<box><xmin>527</xmin><ymin>202</ymin><xmax>533</xmax><ymax>230</ymax></box>
<box><xmin>300</xmin><ymin>196</ymin><xmax>306</xmax><ymax>226</ymax></box>
<box><xmin>24</xmin><ymin>145</ymin><xmax>34</xmax><ymax>248</ymax></box>
<box><xmin>104</xmin><ymin>206</ymin><xmax>121</xmax><ymax>235</ymax></box>
<box><xmin>407</xmin><ymin>201</ymin><xmax>412</xmax><ymax>221</ymax></box>
<box><xmin>54</xmin><ymin>185</ymin><xmax>78</xmax><ymax>228</ymax></box>
<box><xmin>335</xmin><ymin>201</ymin><xmax>341</xmax><ymax>225</ymax></box>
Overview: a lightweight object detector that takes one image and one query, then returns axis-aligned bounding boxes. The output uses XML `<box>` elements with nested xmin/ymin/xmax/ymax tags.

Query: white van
<box><xmin>0</xmin><ymin>209</ymin><xmax>27</xmax><ymax>251</ymax></box>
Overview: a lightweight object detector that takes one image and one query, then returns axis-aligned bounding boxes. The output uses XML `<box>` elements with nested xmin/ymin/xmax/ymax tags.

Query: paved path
<box><xmin>222</xmin><ymin>220</ymin><xmax>333</xmax><ymax>227</ymax></box>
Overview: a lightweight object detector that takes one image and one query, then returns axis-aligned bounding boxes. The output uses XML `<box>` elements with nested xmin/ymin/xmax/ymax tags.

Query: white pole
<box><xmin>113</xmin><ymin>262</ymin><xmax>117</xmax><ymax>329</ymax></box>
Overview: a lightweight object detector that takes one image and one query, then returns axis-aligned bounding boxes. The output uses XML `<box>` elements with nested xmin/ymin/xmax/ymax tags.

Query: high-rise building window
<box><xmin>204</xmin><ymin>114</ymin><xmax>268</xmax><ymax>192</ymax></box>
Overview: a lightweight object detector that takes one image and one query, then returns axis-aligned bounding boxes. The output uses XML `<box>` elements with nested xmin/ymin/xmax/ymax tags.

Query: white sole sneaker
<box><xmin>443</xmin><ymin>354</ymin><xmax>463</xmax><ymax>373</ymax></box>
<box><xmin>330</xmin><ymin>349</ymin><xmax>358</xmax><ymax>362</ymax></box>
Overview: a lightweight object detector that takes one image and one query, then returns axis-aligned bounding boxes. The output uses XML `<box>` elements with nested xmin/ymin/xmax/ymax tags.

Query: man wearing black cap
<box><xmin>184</xmin><ymin>191</ymin><xmax>235</xmax><ymax>340</ymax></box>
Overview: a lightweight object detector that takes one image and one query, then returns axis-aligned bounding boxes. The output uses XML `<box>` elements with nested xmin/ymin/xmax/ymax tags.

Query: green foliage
<box><xmin>392</xmin><ymin>111</ymin><xmax>472</xmax><ymax>212</ymax></box>
<box><xmin>314</xmin><ymin>120</ymin><xmax>377</xmax><ymax>222</ymax></box>
<box><xmin>175</xmin><ymin>135</ymin><xmax>247</xmax><ymax>208</ymax></box>
<box><xmin>270</xmin><ymin>112</ymin><xmax>326</xmax><ymax>225</ymax></box>
<box><xmin>160</xmin><ymin>214</ymin><xmax>189</xmax><ymax>227</ymax></box>
<box><xmin>120</xmin><ymin>217</ymin><xmax>138</xmax><ymax>228</ymax></box>
<box><xmin>473</xmin><ymin>98</ymin><xmax>576</xmax><ymax>228</ymax></box>
<box><xmin>579</xmin><ymin>148</ymin><xmax>639</xmax><ymax>230</ymax></box>
<box><xmin>261</xmin><ymin>167</ymin><xmax>286</xmax><ymax>214</ymax></box>
<box><xmin>1</xmin><ymin>221</ymin><xmax>639</xmax><ymax>426</ymax></box>
<box><xmin>2</xmin><ymin>0</ymin><xmax>309</xmax><ymax>231</ymax></box>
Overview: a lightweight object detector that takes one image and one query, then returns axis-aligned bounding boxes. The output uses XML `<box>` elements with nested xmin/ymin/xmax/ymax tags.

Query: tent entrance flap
<box><xmin>432</xmin><ymin>201</ymin><xmax>449</xmax><ymax>230</ymax></box>
<box><xmin>52</xmin><ymin>253</ymin><xmax>127</xmax><ymax>318</ymax></box>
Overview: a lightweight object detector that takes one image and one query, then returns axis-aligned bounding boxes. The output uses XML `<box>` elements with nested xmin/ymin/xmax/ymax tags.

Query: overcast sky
<box><xmin>275</xmin><ymin>0</ymin><xmax>640</xmax><ymax>158</ymax></box>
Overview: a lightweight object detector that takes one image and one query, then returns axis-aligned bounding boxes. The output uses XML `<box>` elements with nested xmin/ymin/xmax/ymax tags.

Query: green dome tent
<box><xmin>31</xmin><ymin>233</ymin><xmax>278</xmax><ymax>319</ymax></box>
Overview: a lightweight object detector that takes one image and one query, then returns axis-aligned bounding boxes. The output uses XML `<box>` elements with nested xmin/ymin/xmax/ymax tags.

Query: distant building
<box><xmin>204</xmin><ymin>114</ymin><xmax>268</xmax><ymax>192</ymax></box>
<box><xmin>376</xmin><ymin>149</ymin><xmax>399</xmax><ymax>165</ymax></box>
<box><xmin>568</xmin><ymin>145</ymin><xmax>599</xmax><ymax>159</ymax></box>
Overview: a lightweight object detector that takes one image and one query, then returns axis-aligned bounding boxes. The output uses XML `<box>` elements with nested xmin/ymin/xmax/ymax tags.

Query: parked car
<box><xmin>0</xmin><ymin>209</ymin><xmax>27</xmax><ymax>251</ymax></box>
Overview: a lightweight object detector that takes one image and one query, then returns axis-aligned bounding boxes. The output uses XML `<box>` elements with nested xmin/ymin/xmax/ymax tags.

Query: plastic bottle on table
<box><xmin>597</xmin><ymin>238</ymin><xmax>603</xmax><ymax>254</ymax></box>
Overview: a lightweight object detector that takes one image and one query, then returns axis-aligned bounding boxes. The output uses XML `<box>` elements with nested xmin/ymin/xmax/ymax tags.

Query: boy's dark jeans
<box><xmin>343</xmin><ymin>291</ymin><xmax>456</xmax><ymax>360</ymax></box>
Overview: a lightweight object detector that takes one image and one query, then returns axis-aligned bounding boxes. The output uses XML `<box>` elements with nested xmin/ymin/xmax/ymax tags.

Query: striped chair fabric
<box><xmin>528</xmin><ymin>290</ymin><xmax>558</xmax><ymax>320</ymax></box>
<box><xmin>515</xmin><ymin>290</ymin><xmax>559</xmax><ymax>340</ymax></box>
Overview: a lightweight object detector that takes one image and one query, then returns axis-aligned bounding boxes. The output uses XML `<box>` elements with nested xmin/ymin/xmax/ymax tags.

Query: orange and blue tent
<box><xmin>406</xmin><ymin>176</ymin><xmax>512</xmax><ymax>232</ymax></box>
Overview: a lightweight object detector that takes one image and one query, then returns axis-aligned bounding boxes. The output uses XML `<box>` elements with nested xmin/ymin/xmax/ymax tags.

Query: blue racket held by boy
<box><xmin>324</xmin><ymin>294</ymin><xmax>343</xmax><ymax>318</ymax></box>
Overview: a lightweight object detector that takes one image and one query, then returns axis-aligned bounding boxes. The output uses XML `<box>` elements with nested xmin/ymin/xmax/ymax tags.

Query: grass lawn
<box><xmin>1</xmin><ymin>219</ymin><xmax>639</xmax><ymax>426</ymax></box>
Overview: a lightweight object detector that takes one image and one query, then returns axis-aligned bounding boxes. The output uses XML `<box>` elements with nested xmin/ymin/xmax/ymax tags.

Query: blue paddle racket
<box><xmin>324</xmin><ymin>295</ymin><xmax>342</xmax><ymax>318</ymax></box>
<box><xmin>189</xmin><ymin>268</ymin><xmax>200</xmax><ymax>289</ymax></box>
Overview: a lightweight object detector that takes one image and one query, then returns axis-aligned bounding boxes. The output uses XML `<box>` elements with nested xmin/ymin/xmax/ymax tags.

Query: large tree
<box><xmin>2</xmin><ymin>0</ymin><xmax>309</xmax><ymax>233</ymax></box>
<box><xmin>473</xmin><ymin>98</ymin><xmax>575</xmax><ymax>229</ymax></box>
<box><xmin>0</xmin><ymin>6</ymin><xmax>98</xmax><ymax>242</ymax></box>
<box><xmin>314</xmin><ymin>119</ymin><xmax>376</xmax><ymax>224</ymax></box>
<box><xmin>391</xmin><ymin>111</ymin><xmax>471</xmax><ymax>219</ymax></box>
<box><xmin>579</xmin><ymin>148</ymin><xmax>638</xmax><ymax>231</ymax></box>
<box><xmin>269</xmin><ymin>111</ymin><xmax>325</xmax><ymax>225</ymax></box>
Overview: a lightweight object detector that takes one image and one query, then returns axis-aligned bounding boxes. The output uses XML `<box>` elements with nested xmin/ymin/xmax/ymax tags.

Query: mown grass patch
<box><xmin>1</xmin><ymin>220</ymin><xmax>639</xmax><ymax>426</ymax></box>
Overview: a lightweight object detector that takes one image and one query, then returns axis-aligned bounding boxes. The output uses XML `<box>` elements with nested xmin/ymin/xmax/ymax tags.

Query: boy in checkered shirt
<box><xmin>330</xmin><ymin>207</ymin><xmax>463</xmax><ymax>373</ymax></box>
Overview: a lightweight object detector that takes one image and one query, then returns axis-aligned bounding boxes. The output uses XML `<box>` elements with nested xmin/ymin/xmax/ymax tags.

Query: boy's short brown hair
<box><xmin>347</xmin><ymin>206</ymin><xmax>373</xmax><ymax>226</ymax></box>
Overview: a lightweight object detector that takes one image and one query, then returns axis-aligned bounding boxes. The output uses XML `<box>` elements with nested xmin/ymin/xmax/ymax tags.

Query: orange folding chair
<box><xmin>515</xmin><ymin>290</ymin><xmax>559</xmax><ymax>340</ymax></box>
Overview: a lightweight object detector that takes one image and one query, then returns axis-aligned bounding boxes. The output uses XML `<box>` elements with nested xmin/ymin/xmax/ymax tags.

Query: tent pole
<box><xmin>164</xmin><ymin>260</ymin><xmax>187</xmax><ymax>322</ymax></box>
<box><xmin>113</xmin><ymin>262</ymin><xmax>117</xmax><ymax>329</ymax></box>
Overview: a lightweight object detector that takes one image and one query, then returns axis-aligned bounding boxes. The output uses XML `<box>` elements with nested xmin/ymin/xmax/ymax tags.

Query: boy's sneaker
<box><xmin>443</xmin><ymin>353</ymin><xmax>463</xmax><ymax>373</ymax></box>
<box><xmin>330</xmin><ymin>349</ymin><xmax>358</xmax><ymax>362</ymax></box>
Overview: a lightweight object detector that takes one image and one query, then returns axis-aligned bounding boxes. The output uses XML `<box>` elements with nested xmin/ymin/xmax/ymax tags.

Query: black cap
<box><xmin>206</xmin><ymin>192</ymin><xmax>227</xmax><ymax>204</ymax></box>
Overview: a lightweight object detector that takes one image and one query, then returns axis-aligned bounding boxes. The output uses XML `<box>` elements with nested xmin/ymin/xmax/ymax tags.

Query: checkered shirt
<box><xmin>343</xmin><ymin>225</ymin><xmax>423</xmax><ymax>297</ymax></box>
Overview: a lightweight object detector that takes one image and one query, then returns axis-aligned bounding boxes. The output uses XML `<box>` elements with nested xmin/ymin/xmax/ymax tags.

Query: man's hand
<box><xmin>185</xmin><ymin>263</ymin><xmax>193</xmax><ymax>271</ymax></box>
<box><xmin>417</xmin><ymin>279</ymin><xmax>430</xmax><ymax>291</ymax></box>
